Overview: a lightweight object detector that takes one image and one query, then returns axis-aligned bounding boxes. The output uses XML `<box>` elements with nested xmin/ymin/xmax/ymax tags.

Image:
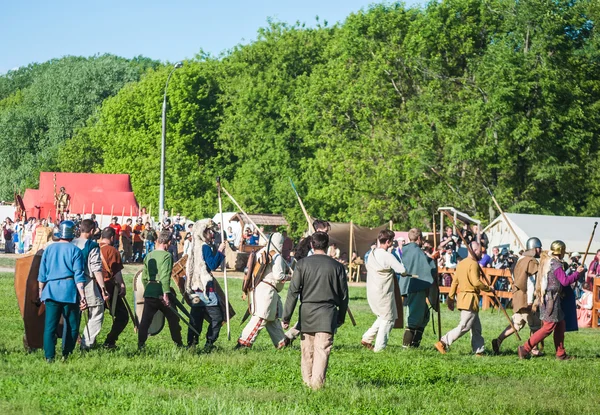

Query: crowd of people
<box><xmin>17</xmin><ymin>212</ymin><xmax>600</xmax><ymax>391</ymax></box>
<box><xmin>3</xmin><ymin>208</ymin><xmax>197</xmax><ymax>264</ymax></box>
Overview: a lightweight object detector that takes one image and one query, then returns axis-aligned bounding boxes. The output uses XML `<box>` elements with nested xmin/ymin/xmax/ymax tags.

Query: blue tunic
<box><xmin>38</xmin><ymin>242</ymin><xmax>85</xmax><ymax>304</ymax></box>
<box><xmin>196</xmin><ymin>244</ymin><xmax>224</xmax><ymax>307</ymax></box>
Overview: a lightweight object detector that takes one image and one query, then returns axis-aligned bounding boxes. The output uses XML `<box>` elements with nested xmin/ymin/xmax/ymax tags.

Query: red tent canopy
<box><xmin>23</xmin><ymin>172</ymin><xmax>139</xmax><ymax>220</ymax></box>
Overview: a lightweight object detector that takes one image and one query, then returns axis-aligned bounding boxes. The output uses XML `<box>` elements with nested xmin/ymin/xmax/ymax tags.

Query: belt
<box><xmin>148</xmin><ymin>281</ymin><xmax>161</xmax><ymax>284</ymax></box>
<box><xmin>261</xmin><ymin>280</ymin><xmax>277</xmax><ymax>290</ymax></box>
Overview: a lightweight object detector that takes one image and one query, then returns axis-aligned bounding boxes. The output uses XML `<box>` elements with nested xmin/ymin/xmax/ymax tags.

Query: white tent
<box><xmin>483</xmin><ymin>213</ymin><xmax>600</xmax><ymax>265</ymax></box>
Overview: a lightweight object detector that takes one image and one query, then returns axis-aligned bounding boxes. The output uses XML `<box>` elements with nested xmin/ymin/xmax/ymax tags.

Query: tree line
<box><xmin>1</xmin><ymin>0</ymin><xmax>599</xmax><ymax>235</ymax></box>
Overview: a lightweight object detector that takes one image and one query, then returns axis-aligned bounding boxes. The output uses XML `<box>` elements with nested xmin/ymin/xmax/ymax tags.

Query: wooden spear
<box><xmin>442</xmin><ymin>211</ymin><xmax>522</xmax><ymax>340</ymax></box>
<box><xmin>216</xmin><ymin>177</ymin><xmax>231</xmax><ymax>341</ymax></box>
<box><xmin>582</xmin><ymin>222</ymin><xmax>598</xmax><ymax>265</ymax></box>
<box><xmin>289</xmin><ymin>178</ymin><xmax>315</xmax><ymax>234</ymax></box>
<box><xmin>481</xmin><ymin>179</ymin><xmax>525</xmax><ymax>251</ymax></box>
<box><xmin>286</xmin><ymin>179</ymin><xmax>358</xmax><ymax>326</ymax></box>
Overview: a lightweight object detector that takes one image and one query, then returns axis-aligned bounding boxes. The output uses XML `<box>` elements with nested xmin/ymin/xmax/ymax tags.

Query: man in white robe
<box><xmin>237</xmin><ymin>232</ymin><xmax>289</xmax><ymax>349</ymax></box>
<box><xmin>362</xmin><ymin>229</ymin><xmax>406</xmax><ymax>352</ymax></box>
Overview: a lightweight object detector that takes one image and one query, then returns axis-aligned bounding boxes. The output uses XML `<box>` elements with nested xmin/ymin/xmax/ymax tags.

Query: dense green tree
<box><xmin>0</xmin><ymin>54</ymin><xmax>159</xmax><ymax>199</ymax></box>
<box><xmin>3</xmin><ymin>0</ymin><xmax>600</xmax><ymax>234</ymax></box>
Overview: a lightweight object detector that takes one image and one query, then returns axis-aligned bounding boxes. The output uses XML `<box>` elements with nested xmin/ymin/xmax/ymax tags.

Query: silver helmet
<box><xmin>55</xmin><ymin>220</ymin><xmax>76</xmax><ymax>240</ymax></box>
<box><xmin>526</xmin><ymin>237</ymin><xmax>542</xmax><ymax>250</ymax></box>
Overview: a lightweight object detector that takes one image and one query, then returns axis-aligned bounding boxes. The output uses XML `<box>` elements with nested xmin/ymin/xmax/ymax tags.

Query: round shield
<box><xmin>133</xmin><ymin>270</ymin><xmax>164</xmax><ymax>336</ymax></box>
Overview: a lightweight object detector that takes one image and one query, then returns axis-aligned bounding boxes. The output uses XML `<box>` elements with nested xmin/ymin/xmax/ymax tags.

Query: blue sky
<box><xmin>1</xmin><ymin>0</ymin><xmax>423</xmax><ymax>74</ymax></box>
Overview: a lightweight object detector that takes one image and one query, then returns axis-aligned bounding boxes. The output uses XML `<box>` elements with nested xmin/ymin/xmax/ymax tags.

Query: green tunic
<box><xmin>142</xmin><ymin>250</ymin><xmax>173</xmax><ymax>298</ymax></box>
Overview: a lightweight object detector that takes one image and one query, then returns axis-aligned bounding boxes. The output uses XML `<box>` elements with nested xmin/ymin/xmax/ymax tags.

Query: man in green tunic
<box><xmin>138</xmin><ymin>231</ymin><xmax>183</xmax><ymax>349</ymax></box>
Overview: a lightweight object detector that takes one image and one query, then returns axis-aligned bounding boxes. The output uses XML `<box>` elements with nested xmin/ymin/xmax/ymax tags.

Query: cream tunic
<box><xmin>366</xmin><ymin>248</ymin><xmax>406</xmax><ymax>320</ymax></box>
<box><xmin>250</xmin><ymin>254</ymin><xmax>287</xmax><ymax>321</ymax></box>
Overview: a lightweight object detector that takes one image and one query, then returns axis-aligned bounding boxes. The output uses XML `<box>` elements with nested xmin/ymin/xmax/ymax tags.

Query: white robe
<box><xmin>250</xmin><ymin>254</ymin><xmax>286</xmax><ymax>321</ymax></box>
<box><xmin>366</xmin><ymin>248</ymin><xmax>406</xmax><ymax>321</ymax></box>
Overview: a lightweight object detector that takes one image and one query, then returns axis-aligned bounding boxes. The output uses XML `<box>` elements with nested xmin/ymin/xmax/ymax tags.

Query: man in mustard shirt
<box><xmin>435</xmin><ymin>241</ymin><xmax>491</xmax><ymax>355</ymax></box>
<box><xmin>138</xmin><ymin>231</ymin><xmax>183</xmax><ymax>349</ymax></box>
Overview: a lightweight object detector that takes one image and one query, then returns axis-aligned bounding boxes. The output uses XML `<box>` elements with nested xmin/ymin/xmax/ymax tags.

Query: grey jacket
<box><xmin>283</xmin><ymin>254</ymin><xmax>348</xmax><ymax>333</ymax></box>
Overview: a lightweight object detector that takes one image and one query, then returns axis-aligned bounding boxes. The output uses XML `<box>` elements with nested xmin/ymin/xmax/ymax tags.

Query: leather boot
<box><xmin>411</xmin><ymin>328</ymin><xmax>424</xmax><ymax>348</ymax></box>
<box><xmin>402</xmin><ymin>329</ymin><xmax>415</xmax><ymax>348</ymax></box>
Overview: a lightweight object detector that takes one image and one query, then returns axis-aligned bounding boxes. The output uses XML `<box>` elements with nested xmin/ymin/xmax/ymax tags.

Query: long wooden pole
<box><xmin>582</xmin><ymin>222</ymin><xmax>598</xmax><ymax>265</ymax></box>
<box><xmin>483</xmin><ymin>184</ymin><xmax>525</xmax><ymax>251</ymax></box>
<box><xmin>289</xmin><ymin>178</ymin><xmax>315</xmax><ymax>234</ymax></box>
<box><xmin>349</xmin><ymin>220</ymin><xmax>354</xmax><ymax>281</ymax></box>
<box><xmin>285</xmin><ymin>180</ymin><xmax>358</xmax><ymax>326</ymax></box>
<box><xmin>216</xmin><ymin>177</ymin><xmax>231</xmax><ymax>341</ymax></box>
<box><xmin>442</xmin><ymin>211</ymin><xmax>522</xmax><ymax>341</ymax></box>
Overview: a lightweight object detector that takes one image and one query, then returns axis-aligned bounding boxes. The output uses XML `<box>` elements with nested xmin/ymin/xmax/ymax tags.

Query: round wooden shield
<box><xmin>133</xmin><ymin>270</ymin><xmax>164</xmax><ymax>336</ymax></box>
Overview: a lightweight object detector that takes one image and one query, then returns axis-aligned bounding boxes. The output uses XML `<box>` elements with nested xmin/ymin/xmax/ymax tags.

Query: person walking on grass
<box><xmin>491</xmin><ymin>237</ymin><xmax>543</xmax><ymax>355</ymax></box>
<box><xmin>236</xmin><ymin>232</ymin><xmax>290</xmax><ymax>350</ymax></box>
<box><xmin>282</xmin><ymin>231</ymin><xmax>348</xmax><ymax>390</ymax></box>
<box><xmin>99</xmin><ymin>227</ymin><xmax>128</xmax><ymax>349</ymax></box>
<box><xmin>72</xmin><ymin>219</ymin><xmax>109</xmax><ymax>350</ymax></box>
<box><xmin>362</xmin><ymin>229</ymin><xmax>406</xmax><ymax>352</ymax></box>
<box><xmin>138</xmin><ymin>231</ymin><xmax>183</xmax><ymax>349</ymax></box>
<box><xmin>37</xmin><ymin>220</ymin><xmax>86</xmax><ymax>362</ymax></box>
<box><xmin>518</xmin><ymin>240</ymin><xmax>583</xmax><ymax>360</ymax></box>
<box><xmin>400</xmin><ymin>228</ymin><xmax>438</xmax><ymax>349</ymax></box>
<box><xmin>185</xmin><ymin>219</ymin><xmax>228</xmax><ymax>351</ymax></box>
<box><xmin>435</xmin><ymin>241</ymin><xmax>491</xmax><ymax>356</ymax></box>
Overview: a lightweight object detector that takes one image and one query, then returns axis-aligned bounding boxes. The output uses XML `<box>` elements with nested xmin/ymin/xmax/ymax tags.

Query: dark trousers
<box><xmin>168</xmin><ymin>245</ymin><xmax>179</xmax><ymax>262</ymax></box>
<box><xmin>138</xmin><ymin>297</ymin><xmax>183</xmax><ymax>346</ymax></box>
<box><xmin>44</xmin><ymin>299</ymin><xmax>80</xmax><ymax>360</ymax></box>
<box><xmin>187</xmin><ymin>305</ymin><xmax>223</xmax><ymax>347</ymax></box>
<box><xmin>133</xmin><ymin>241</ymin><xmax>143</xmax><ymax>262</ymax></box>
<box><xmin>104</xmin><ymin>283</ymin><xmax>129</xmax><ymax>345</ymax></box>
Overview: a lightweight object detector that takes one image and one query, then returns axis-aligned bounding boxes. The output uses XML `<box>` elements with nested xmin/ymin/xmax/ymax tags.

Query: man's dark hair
<box><xmin>158</xmin><ymin>231</ymin><xmax>171</xmax><ymax>245</ymax></box>
<box><xmin>312</xmin><ymin>219</ymin><xmax>331</xmax><ymax>233</ymax></box>
<box><xmin>378</xmin><ymin>229</ymin><xmax>395</xmax><ymax>244</ymax></box>
<box><xmin>311</xmin><ymin>231</ymin><xmax>329</xmax><ymax>251</ymax></box>
<box><xmin>80</xmin><ymin>219</ymin><xmax>95</xmax><ymax>234</ymax></box>
<box><xmin>101</xmin><ymin>226</ymin><xmax>115</xmax><ymax>240</ymax></box>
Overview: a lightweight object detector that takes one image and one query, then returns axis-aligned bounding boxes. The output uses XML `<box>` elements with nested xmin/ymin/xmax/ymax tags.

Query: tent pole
<box><xmin>433</xmin><ymin>213</ymin><xmax>437</xmax><ymax>249</ymax></box>
<box><xmin>349</xmin><ymin>221</ymin><xmax>354</xmax><ymax>281</ymax></box>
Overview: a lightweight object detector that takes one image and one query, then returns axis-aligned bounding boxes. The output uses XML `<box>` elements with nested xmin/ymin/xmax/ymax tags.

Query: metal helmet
<box><xmin>526</xmin><ymin>237</ymin><xmax>542</xmax><ymax>250</ymax></box>
<box><xmin>55</xmin><ymin>220</ymin><xmax>76</xmax><ymax>240</ymax></box>
<box><xmin>550</xmin><ymin>240</ymin><xmax>566</xmax><ymax>256</ymax></box>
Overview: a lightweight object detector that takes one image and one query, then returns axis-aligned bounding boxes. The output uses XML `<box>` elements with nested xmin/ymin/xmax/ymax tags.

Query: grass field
<box><xmin>1</xmin><ymin>271</ymin><xmax>599</xmax><ymax>414</ymax></box>
<box><xmin>0</xmin><ymin>255</ymin><xmax>16</xmax><ymax>268</ymax></box>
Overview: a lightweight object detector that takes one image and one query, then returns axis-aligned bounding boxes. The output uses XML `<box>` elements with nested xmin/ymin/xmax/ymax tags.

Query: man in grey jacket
<box><xmin>282</xmin><ymin>231</ymin><xmax>348</xmax><ymax>390</ymax></box>
<box><xmin>71</xmin><ymin>219</ymin><xmax>109</xmax><ymax>349</ymax></box>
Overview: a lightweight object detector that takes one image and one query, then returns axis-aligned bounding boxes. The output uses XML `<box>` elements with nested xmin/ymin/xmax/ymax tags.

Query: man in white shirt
<box><xmin>362</xmin><ymin>229</ymin><xmax>406</xmax><ymax>352</ymax></box>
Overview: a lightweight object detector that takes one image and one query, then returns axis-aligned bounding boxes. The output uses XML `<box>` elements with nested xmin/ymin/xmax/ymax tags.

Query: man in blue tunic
<box><xmin>37</xmin><ymin>220</ymin><xmax>86</xmax><ymax>362</ymax></box>
<box><xmin>399</xmin><ymin>228</ymin><xmax>439</xmax><ymax>348</ymax></box>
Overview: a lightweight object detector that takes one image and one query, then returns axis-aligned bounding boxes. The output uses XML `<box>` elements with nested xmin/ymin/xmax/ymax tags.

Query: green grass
<box><xmin>1</xmin><ymin>272</ymin><xmax>599</xmax><ymax>414</ymax></box>
<box><xmin>0</xmin><ymin>256</ymin><xmax>16</xmax><ymax>268</ymax></box>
